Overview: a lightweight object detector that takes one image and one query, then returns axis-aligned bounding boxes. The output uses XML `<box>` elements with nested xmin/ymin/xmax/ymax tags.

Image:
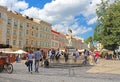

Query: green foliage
<box><xmin>85</xmin><ymin>36</ymin><xmax>93</xmax><ymax>44</ymax></box>
<box><xmin>94</xmin><ymin>0</ymin><xmax>120</xmax><ymax>50</ymax></box>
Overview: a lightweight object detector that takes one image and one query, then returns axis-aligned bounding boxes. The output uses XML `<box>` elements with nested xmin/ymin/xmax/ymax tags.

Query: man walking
<box><xmin>34</xmin><ymin>48</ymin><xmax>42</xmax><ymax>73</ymax></box>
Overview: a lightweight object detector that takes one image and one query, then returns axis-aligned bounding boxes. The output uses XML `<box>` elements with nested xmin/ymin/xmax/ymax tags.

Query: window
<box><xmin>44</xmin><ymin>43</ymin><xmax>46</xmax><ymax>47</ymax></box>
<box><xmin>31</xmin><ymin>40</ymin><xmax>34</xmax><ymax>46</ymax></box>
<box><xmin>44</xmin><ymin>34</ymin><xmax>46</xmax><ymax>38</ymax></box>
<box><xmin>7</xmin><ymin>28</ymin><xmax>10</xmax><ymax>34</ymax></box>
<box><xmin>13</xmin><ymin>40</ymin><xmax>16</xmax><ymax>45</ymax></box>
<box><xmin>20</xmin><ymin>23</ymin><xmax>23</xmax><ymax>28</ymax></box>
<box><xmin>32</xmin><ymin>31</ymin><xmax>34</xmax><ymax>36</ymax></box>
<box><xmin>42</xmin><ymin>26</ymin><xmax>44</xmax><ymax>30</ymax></box>
<box><xmin>40</xmin><ymin>34</ymin><xmax>42</xmax><ymax>38</ymax></box>
<box><xmin>19</xmin><ymin>41</ymin><xmax>22</xmax><ymax>46</ymax></box>
<box><xmin>26</xmin><ymin>39</ymin><xmax>28</xmax><ymax>44</ymax></box>
<box><xmin>8</xmin><ymin>18</ymin><xmax>11</xmax><ymax>24</ymax></box>
<box><xmin>19</xmin><ymin>31</ymin><xmax>22</xmax><ymax>36</ymax></box>
<box><xmin>52</xmin><ymin>42</ymin><xmax>54</xmax><ymax>47</ymax></box>
<box><xmin>14</xmin><ymin>20</ymin><xmax>17</xmax><ymax>26</ymax></box>
<box><xmin>32</xmin><ymin>25</ymin><xmax>34</xmax><ymax>29</ymax></box>
<box><xmin>26</xmin><ymin>30</ymin><xmax>29</xmax><ymax>34</ymax></box>
<box><xmin>6</xmin><ymin>39</ymin><xmax>9</xmax><ymax>44</ymax></box>
<box><xmin>36</xmin><ymin>41</ymin><xmax>37</xmax><ymax>46</ymax></box>
<box><xmin>36</xmin><ymin>33</ymin><xmax>38</xmax><ymax>37</ymax></box>
<box><xmin>13</xmin><ymin>30</ymin><xmax>16</xmax><ymax>35</ymax></box>
<box><xmin>44</xmin><ymin>27</ymin><xmax>46</xmax><ymax>31</ymax></box>
<box><xmin>47</xmin><ymin>35</ymin><xmax>49</xmax><ymax>39</ymax></box>
<box><xmin>27</xmin><ymin>23</ymin><xmax>29</xmax><ymax>27</ymax></box>
<box><xmin>40</xmin><ymin>26</ymin><xmax>42</xmax><ymax>30</ymax></box>
<box><xmin>46</xmin><ymin>27</ymin><xmax>48</xmax><ymax>31</ymax></box>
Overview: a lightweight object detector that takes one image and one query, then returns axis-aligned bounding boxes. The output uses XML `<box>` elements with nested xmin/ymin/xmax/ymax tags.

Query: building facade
<box><xmin>51</xmin><ymin>30</ymin><xmax>84</xmax><ymax>50</ymax></box>
<box><xmin>51</xmin><ymin>30</ymin><xmax>66</xmax><ymax>50</ymax></box>
<box><xmin>72</xmin><ymin>36</ymin><xmax>84</xmax><ymax>50</ymax></box>
<box><xmin>0</xmin><ymin>6</ymin><xmax>52</xmax><ymax>51</ymax></box>
<box><xmin>0</xmin><ymin>6</ymin><xmax>84</xmax><ymax>52</ymax></box>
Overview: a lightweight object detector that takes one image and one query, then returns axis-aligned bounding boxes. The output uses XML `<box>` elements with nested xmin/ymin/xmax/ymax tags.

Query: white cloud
<box><xmin>52</xmin><ymin>24</ymin><xmax>67</xmax><ymax>34</ymax></box>
<box><xmin>22</xmin><ymin>7</ymin><xmax>39</xmax><ymax>18</ymax></box>
<box><xmin>0</xmin><ymin>0</ymin><xmax>104</xmax><ymax>38</ymax></box>
<box><xmin>87</xmin><ymin>16</ymin><xmax>97</xmax><ymax>25</ymax></box>
<box><xmin>82</xmin><ymin>0</ymin><xmax>101</xmax><ymax>17</ymax></box>
<box><xmin>70</xmin><ymin>23</ymin><xmax>92</xmax><ymax>35</ymax></box>
<box><xmin>14</xmin><ymin>1</ymin><xmax>28</xmax><ymax>11</ymax></box>
<box><xmin>21</xmin><ymin>0</ymin><xmax>92</xmax><ymax>24</ymax></box>
<box><xmin>52</xmin><ymin>23</ymin><xmax>92</xmax><ymax>36</ymax></box>
<box><xmin>21</xmin><ymin>0</ymin><xmax>94</xmax><ymax>36</ymax></box>
<box><xmin>0</xmin><ymin>0</ymin><xmax>28</xmax><ymax>11</ymax></box>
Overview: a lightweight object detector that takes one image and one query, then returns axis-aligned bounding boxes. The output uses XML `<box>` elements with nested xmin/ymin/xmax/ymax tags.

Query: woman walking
<box><xmin>27</xmin><ymin>50</ymin><xmax>34</xmax><ymax>74</ymax></box>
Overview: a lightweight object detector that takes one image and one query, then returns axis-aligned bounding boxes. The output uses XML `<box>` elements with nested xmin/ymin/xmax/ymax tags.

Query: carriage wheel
<box><xmin>6</xmin><ymin>64</ymin><xmax>13</xmax><ymax>74</ymax></box>
<box><xmin>0</xmin><ymin>65</ymin><xmax>3</xmax><ymax>73</ymax></box>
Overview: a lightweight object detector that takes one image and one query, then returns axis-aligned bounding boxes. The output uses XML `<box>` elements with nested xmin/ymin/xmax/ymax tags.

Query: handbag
<box><xmin>40</xmin><ymin>58</ymin><xmax>42</xmax><ymax>61</ymax></box>
<box><xmin>25</xmin><ymin>61</ymin><xmax>29</xmax><ymax>67</ymax></box>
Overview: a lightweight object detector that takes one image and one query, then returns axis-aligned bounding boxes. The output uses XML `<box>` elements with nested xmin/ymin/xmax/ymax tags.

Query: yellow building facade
<box><xmin>0</xmin><ymin>6</ymin><xmax>52</xmax><ymax>51</ymax></box>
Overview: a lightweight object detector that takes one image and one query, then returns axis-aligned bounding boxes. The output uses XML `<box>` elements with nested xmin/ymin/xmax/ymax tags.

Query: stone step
<box><xmin>49</xmin><ymin>63</ymin><xmax>83</xmax><ymax>68</ymax></box>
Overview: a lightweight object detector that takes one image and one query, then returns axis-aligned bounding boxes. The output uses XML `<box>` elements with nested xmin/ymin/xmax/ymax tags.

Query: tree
<box><xmin>85</xmin><ymin>36</ymin><xmax>93</xmax><ymax>44</ymax></box>
<box><xmin>85</xmin><ymin>36</ymin><xmax>96</xmax><ymax>50</ymax></box>
<box><xmin>94</xmin><ymin>0</ymin><xmax>120</xmax><ymax>51</ymax></box>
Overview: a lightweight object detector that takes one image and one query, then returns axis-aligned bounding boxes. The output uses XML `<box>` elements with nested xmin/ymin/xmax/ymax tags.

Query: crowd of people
<box><xmin>25</xmin><ymin>48</ymin><xmax>101</xmax><ymax>74</ymax></box>
<box><xmin>25</xmin><ymin>48</ymin><xmax>48</xmax><ymax>74</ymax></box>
<box><xmin>83</xmin><ymin>49</ymin><xmax>100</xmax><ymax>65</ymax></box>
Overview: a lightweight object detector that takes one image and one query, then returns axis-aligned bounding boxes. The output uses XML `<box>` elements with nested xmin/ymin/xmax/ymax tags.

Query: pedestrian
<box><xmin>48</xmin><ymin>49</ymin><xmax>53</xmax><ymax>62</ymax></box>
<box><xmin>51</xmin><ymin>48</ymin><xmax>55</xmax><ymax>61</ymax></box>
<box><xmin>94</xmin><ymin>51</ymin><xmax>100</xmax><ymax>63</ymax></box>
<box><xmin>83</xmin><ymin>49</ymin><xmax>88</xmax><ymax>65</ymax></box>
<box><xmin>16</xmin><ymin>55</ymin><xmax>19</xmax><ymax>63</ymax></box>
<box><xmin>40</xmin><ymin>50</ymin><xmax>44</xmax><ymax>66</ymax></box>
<box><xmin>64</xmin><ymin>49</ymin><xmax>69</xmax><ymax>62</ymax></box>
<box><xmin>27</xmin><ymin>50</ymin><xmax>34</xmax><ymax>74</ymax></box>
<box><xmin>34</xmin><ymin>48</ymin><xmax>42</xmax><ymax>73</ymax></box>
<box><xmin>88</xmin><ymin>51</ymin><xmax>94</xmax><ymax>65</ymax></box>
<box><xmin>74</xmin><ymin>49</ymin><xmax>79</xmax><ymax>62</ymax></box>
<box><xmin>55</xmin><ymin>48</ymin><xmax>61</xmax><ymax>62</ymax></box>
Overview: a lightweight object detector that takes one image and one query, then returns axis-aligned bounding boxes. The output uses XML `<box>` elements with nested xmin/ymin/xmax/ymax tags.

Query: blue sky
<box><xmin>0</xmin><ymin>0</ymin><xmax>102</xmax><ymax>39</ymax></box>
<box><xmin>25</xmin><ymin>0</ymin><xmax>52</xmax><ymax>9</ymax></box>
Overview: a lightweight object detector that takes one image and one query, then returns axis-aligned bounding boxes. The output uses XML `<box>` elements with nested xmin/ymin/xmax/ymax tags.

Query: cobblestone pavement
<box><xmin>0</xmin><ymin>59</ymin><xmax>120</xmax><ymax>82</ymax></box>
<box><xmin>87</xmin><ymin>59</ymin><xmax>120</xmax><ymax>74</ymax></box>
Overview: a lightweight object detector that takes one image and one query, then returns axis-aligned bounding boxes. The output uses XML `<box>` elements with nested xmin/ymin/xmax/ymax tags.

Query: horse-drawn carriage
<box><xmin>0</xmin><ymin>52</ymin><xmax>15</xmax><ymax>74</ymax></box>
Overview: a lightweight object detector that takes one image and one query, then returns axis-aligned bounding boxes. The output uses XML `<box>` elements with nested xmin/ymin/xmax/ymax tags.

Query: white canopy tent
<box><xmin>78</xmin><ymin>49</ymin><xmax>85</xmax><ymax>52</ymax></box>
<box><xmin>14</xmin><ymin>50</ymin><xmax>27</xmax><ymax>54</ymax></box>
<box><xmin>115</xmin><ymin>49</ymin><xmax>120</xmax><ymax>52</ymax></box>
<box><xmin>0</xmin><ymin>48</ymin><xmax>15</xmax><ymax>54</ymax></box>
